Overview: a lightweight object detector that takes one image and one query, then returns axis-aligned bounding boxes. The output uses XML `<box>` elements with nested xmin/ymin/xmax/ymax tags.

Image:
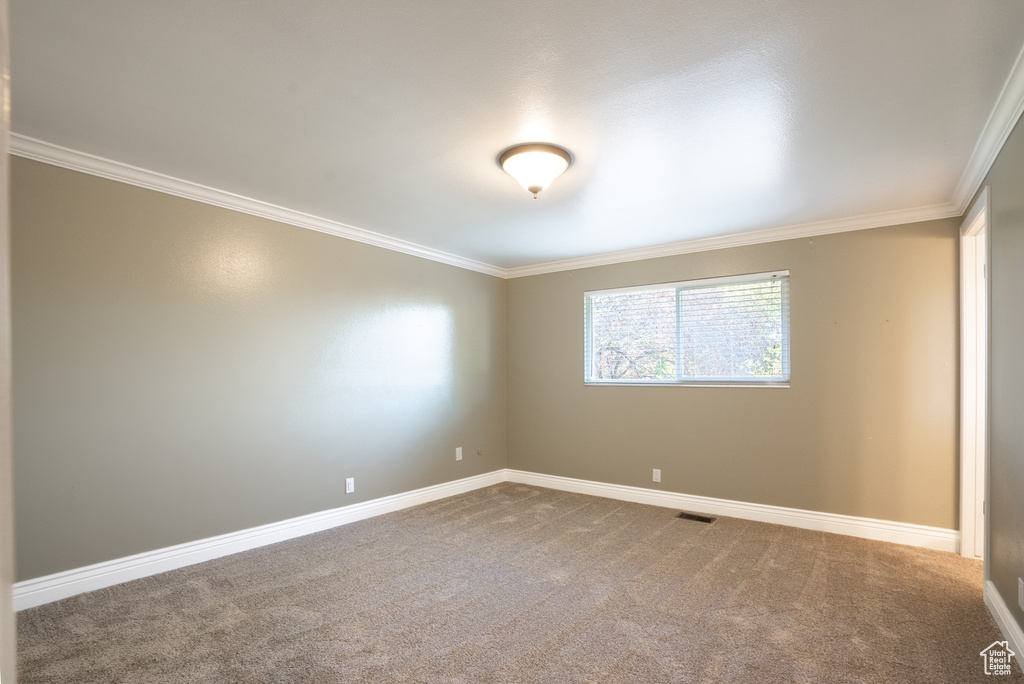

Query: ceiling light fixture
<box><xmin>498</xmin><ymin>143</ymin><xmax>572</xmax><ymax>198</ymax></box>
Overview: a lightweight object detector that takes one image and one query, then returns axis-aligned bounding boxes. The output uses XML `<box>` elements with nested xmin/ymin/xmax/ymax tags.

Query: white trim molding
<box><xmin>505</xmin><ymin>470</ymin><xmax>960</xmax><ymax>552</ymax></box>
<box><xmin>985</xmin><ymin>580</ymin><xmax>1024</xmax><ymax>661</ymax></box>
<box><xmin>952</xmin><ymin>42</ymin><xmax>1024</xmax><ymax>213</ymax></box>
<box><xmin>14</xmin><ymin>37</ymin><xmax>1024</xmax><ymax>288</ymax></box>
<box><xmin>12</xmin><ymin>468</ymin><xmax>963</xmax><ymax>610</ymax></box>
<box><xmin>9</xmin><ymin>132</ymin><xmax>966</xmax><ymax>281</ymax></box>
<box><xmin>504</xmin><ymin>40</ymin><xmax>1024</xmax><ymax>279</ymax></box>
<box><xmin>5</xmin><ymin>131</ymin><xmax>979</xmax><ymax>282</ymax></box>
<box><xmin>8</xmin><ymin>134</ymin><xmax>505</xmax><ymax>279</ymax></box>
<box><xmin>13</xmin><ymin>470</ymin><xmax>505</xmax><ymax>611</ymax></box>
<box><xmin>504</xmin><ymin>202</ymin><xmax>962</xmax><ymax>278</ymax></box>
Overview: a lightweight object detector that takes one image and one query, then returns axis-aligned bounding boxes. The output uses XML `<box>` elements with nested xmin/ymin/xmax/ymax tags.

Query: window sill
<box><xmin>584</xmin><ymin>381</ymin><xmax>790</xmax><ymax>388</ymax></box>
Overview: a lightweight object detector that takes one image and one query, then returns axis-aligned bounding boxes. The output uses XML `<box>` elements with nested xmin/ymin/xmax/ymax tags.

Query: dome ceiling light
<box><xmin>498</xmin><ymin>143</ymin><xmax>573</xmax><ymax>199</ymax></box>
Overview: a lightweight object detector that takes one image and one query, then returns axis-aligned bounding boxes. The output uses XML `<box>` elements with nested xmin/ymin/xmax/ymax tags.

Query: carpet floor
<box><xmin>16</xmin><ymin>483</ymin><xmax>1023</xmax><ymax>683</ymax></box>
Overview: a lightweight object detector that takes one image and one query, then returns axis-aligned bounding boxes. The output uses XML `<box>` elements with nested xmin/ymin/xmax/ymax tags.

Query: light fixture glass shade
<box><xmin>499</xmin><ymin>143</ymin><xmax>572</xmax><ymax>198</ymax></box>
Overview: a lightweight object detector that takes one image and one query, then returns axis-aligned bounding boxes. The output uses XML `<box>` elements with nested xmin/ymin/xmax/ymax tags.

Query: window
<box><xmin>584</xmin><ymin>270</ymin><xmax>790</xmax><ymax>385</ymax></box>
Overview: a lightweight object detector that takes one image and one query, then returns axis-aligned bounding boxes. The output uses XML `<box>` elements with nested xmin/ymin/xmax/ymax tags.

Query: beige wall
<box><xmin>507</xmin><ymin>219</ymin><xmax>960</xmax><ymax>528</ymax></box>
<box><xmin>11</xmin><ymin>157</ymin><xmax>507</xmax><ymax>581</ymax></box>
<box><xmin>977</xmin><ymin>113</ymin><xmax>1024</xmax><ymax>633</ymax></box>
<box><xmin>9</xmin><ymin>150</ymin><xmax>968</xmax><ymax>588</ymax></box>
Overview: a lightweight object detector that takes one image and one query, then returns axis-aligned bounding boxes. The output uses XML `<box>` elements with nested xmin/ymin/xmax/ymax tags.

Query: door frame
<box><xmin>959</xmin><ymin>186</ymin><xmax>989</xmax><ymax>560</ymax></box>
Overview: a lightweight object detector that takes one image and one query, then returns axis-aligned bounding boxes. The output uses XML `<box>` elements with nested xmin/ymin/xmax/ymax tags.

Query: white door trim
<box><xmin>959</xmin><ymin>186</ymin><xmax>989</xmax><ymax>560</ymax></box>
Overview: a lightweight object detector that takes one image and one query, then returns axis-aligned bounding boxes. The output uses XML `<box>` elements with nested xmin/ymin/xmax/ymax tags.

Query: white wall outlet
<box><xmin>653</xmin><ymin>469</ymin><xmax>661</xmax><ymax>483</ymax></box>
<box><xmin>1018</xmin><ymin>577</ymin><xmax>1023</xmax><ymax>611</ymax></box>
<box><xmin>456</xmin><ymin>447</ymin><xmax>463</xmax><ymax>461</ymax></box>
<box><xmin>345</xmin><ymin>477</ymin><xmax>354</xmax><ymax>494</ymax></box>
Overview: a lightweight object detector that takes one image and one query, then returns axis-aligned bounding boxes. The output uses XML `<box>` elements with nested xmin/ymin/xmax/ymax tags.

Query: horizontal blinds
<box><xmin>585</xmin><ymin>271</ymin><xmax>789</xmax><ymax>383</ymax></box>
<box><xmin>677</xmin><ymin>276</ymin><xmax>789</xmax><ymax>380</ymax></box>
<box><xmin>587</xmin><ymin>286</ymin><xmax>678</xmax><ymax>381</ymax></box>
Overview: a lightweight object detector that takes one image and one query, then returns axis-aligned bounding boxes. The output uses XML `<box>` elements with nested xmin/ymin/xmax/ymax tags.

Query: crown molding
<box><xmin>16</xmin><ymin>63</ymin><xmax>1024</xmax><ymax>284</ymax></box>
<box><xmin>952</xmin><ymin>42</ymin><xmax>1024</xmax><ymax>213</ymax></box>
<box><xmin>8</xmin><ymin>134</ymin><xmax>506</xmax><ymax>278</ymax></box>
<box><xmin>505</xmin><ymin>40</ymin><xmax>1024</xmax><ymax>278</ymax></box>
<box><xmin>504</xmin><ymin>201</ymin><xmax>961</xmax><ymax>278</ymax></box>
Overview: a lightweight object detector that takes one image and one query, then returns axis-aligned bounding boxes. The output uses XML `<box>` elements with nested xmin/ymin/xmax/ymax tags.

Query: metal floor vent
<box><xmin>676</xmin><ymin>511</ymin><xmax>716</xmax><ymax>524</ymax></box>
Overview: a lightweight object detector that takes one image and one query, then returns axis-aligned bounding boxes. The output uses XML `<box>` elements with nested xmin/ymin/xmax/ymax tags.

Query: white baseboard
<box><xmin>15</xmin><ymin>468</ymin><xmax>961</xmax><ymax>610</ymax></box>
<box><xmin>985</xmin><ymin>580</ymin><xmax>1024</xmax><ymax>659</ymax></box>
<box><xmin>13</xmin><ymin>470</ymin><xmax>505</xmax><ymax>611</ymax></box>
<box><xmin>505</xmin><ymin>470</ymin><xmax>960</xmax><ymax>553</ymax></box>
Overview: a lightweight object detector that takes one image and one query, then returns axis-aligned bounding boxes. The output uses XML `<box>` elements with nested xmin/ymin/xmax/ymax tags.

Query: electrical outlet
<box><xmin>1018</xmin><ymin>578</ymin><xmax>1023</xmax><ymax>611</ymax></box>
<box><xmin>345</xmin><ymin>477</ymin><xmax>354</xmax><ymax>494</ymax></box>
<box><xmin>653</xmin><ymin>469</ymin><xmax>661</xmax><ymax>483</ymax></box>
<box><xmin>456</xmin><ymin>447</ymin><xmax>463</xmax><ymax>461</ymax></box>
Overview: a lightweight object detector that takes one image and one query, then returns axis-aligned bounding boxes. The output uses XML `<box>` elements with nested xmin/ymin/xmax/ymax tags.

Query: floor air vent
<box><xmin>676</xmin><ymin>511</ymin><xmax>716</xmax><ymax>524</ymax></box>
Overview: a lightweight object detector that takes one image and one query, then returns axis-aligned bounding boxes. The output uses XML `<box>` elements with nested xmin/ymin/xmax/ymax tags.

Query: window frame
<box><xmin>584</xmin><ymin>270</ymin><xmax>791</xmax><ymax>388</ymax></box>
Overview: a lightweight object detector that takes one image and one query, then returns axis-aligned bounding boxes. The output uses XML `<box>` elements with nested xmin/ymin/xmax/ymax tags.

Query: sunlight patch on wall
<box><xmin>295</xmin><ymin>304</ymin><xmax>456</xmax><ymax>457</ymax></box>
<box><xmin>191</xmin><ymin>231</ymin><xmax>276</xmax><ymax>304</ymax></box>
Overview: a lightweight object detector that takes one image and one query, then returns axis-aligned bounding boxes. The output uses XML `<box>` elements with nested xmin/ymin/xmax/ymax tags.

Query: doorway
<box><xmin>960</xmin><ymin>187</ymin><xmax>989</xmax><ymax>560</ymax></box>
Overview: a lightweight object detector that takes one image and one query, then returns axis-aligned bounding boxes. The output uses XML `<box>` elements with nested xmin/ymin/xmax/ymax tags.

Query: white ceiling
<box><xmin>10</xmin><ymin>1</ymin><xmax>1024</xmax><ymax>275</ymax></box>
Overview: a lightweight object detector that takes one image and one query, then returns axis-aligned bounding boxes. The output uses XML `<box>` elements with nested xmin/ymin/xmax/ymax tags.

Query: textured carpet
<box><xmin>16</xmin><ymin>483</ymin><xmax>1023</xmax><ymax>683</ymax></box>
